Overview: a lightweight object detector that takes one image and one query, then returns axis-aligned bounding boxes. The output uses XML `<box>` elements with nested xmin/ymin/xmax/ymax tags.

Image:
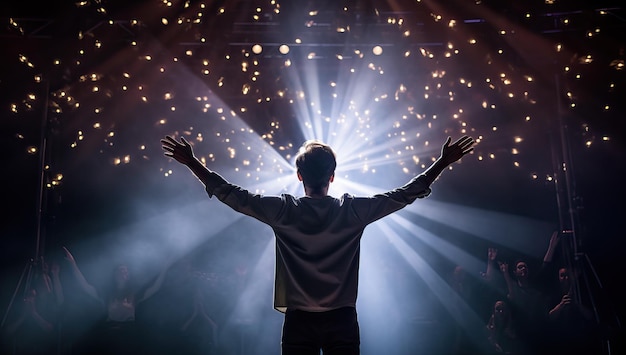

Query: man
<box><xmin>161</xmin><ymin>135</ymin><xmax>474</xmax><ymax>354</ymax></box>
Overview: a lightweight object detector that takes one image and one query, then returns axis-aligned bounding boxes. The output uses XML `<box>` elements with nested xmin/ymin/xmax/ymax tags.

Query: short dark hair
<box><xmin>295</xmin><ymin>140</ymin><xmax>336</xmax><ymax>193</ymax></box>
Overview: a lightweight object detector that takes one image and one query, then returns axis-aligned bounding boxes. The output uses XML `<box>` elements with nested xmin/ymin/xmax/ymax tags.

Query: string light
<box><xmin>3</xmin><ymin>0</ymin><xmax>621</xmax><ymax>196</ymax></box>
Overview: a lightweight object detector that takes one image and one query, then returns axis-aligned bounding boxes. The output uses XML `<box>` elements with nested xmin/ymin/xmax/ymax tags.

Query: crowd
<box><xmin>445</xmin><ymin>231</ymin><xmax>600</xmax><ymax>355</ymax></box>
<box><xmin>0</xmin><ymin>230</ymin><xmax>602</xmax><ymax>355</ymax></box>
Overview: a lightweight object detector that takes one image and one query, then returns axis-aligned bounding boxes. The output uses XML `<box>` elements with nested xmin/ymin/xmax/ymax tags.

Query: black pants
<box><xmin>281</xmin><ymin>307</ymin><xmax>360</xmax><ymax>355</ymax></box>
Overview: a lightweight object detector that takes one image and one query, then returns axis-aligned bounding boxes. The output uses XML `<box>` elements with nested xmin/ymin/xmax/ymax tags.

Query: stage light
<box><xmin>372</xmin><ymin>45</ymin><xmax>383</xmax><ymax>55</ymax></box>
<box><xmin>252</xmin><ymin>44</ymin><xmax>263</xmax><ymax>54</ymax></box>
<box><xmin>279</xmin><ymin>44</ymin><xmax>290</xmax><ymax>54</ymax></box>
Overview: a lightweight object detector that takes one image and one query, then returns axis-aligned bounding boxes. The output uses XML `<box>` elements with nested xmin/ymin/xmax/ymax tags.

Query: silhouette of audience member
<box><xmin>496</xmin><ymin>231</ymin><xmax>561</xmax><ymax>354</ymax></box>
<box><xmin>543</xmin><ymin>234</ymin><xmax>597</xmax><ymax>354</ymax></box>
<box><xmin>485</xmin><ymin>300</ymin><xmax>521</xmax><ymax>354</ymax></box>
<box><xmin>498</xmin><ymin>260</ymin><xmax>547</xmax><ymax>353</ymax></box>
<box><xmin>177</xmin><ymin>284</ymin><xmax>219</xmax><ymax>354</ymax></box>
<box><xmin>447</xmin><ymin>265</ymin><xmax>485</xmax><ymax>354</ymax></box>
<box><xmin>449</xmin><ymin>266</ymin><xmax>476</xmax><ymax>307</ymax></box>
<box><xmin>62</xmin><ymin>246</ymin><xmax>170</xmax><ymax>354</ymax></box>
<box><xmin>154</xmin><ymin>256</ymin><xmax>221</xmax><ymax>355</ymax></box>
<box><xmin>481</xmin><ymin>248</ymin><xmax>509</xmax><ymax>319</ymax></box>
<box><xmin>2</xmin><ymin>257</ymin><xmax>64</xmax><ymax>355</ymax></box>
<box><xmin>161</xmin><ymin>134</ymin><xmax>474</xmax><ymax>354</ymax></box>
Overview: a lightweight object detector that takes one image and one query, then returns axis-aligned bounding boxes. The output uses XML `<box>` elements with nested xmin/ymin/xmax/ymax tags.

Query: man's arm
<box><xmin>543</xmin><ymin>230</ymin><xmax>560</xmax><ymax>264</ymax></box>
<box><xmin>422</xmin><ymin>136</ymin><xmax>474</xmax><ymax>186</ymax></box>
<box><xmin>483</xmin><ymin>247</ymin><xmax>498</xmax><ymax>281</ymax></box>
<box><xmin>498</xmin><ymin>262</ymin><xmax>516</xmax><ymax>300</ymax></box>
<box><xmin>161</xmin><ymin>135</ymin><xmax>228</xmax><ymax>196</ymax></box>
<box><xmin>162</xmin><ymin>135</ymin><xmax>289</xmax><ymax>227</ymax></box>
<box><xmin>138</xmin><ymin>258</ymin><xmax>175</xmax><ymax>304</ymax></box>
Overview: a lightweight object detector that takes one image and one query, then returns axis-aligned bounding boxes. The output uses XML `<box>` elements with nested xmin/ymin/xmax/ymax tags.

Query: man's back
<box><xmin>211</xmin><ymin>176</ymin><xmax>431</xmax><ymax>312</ymax></box>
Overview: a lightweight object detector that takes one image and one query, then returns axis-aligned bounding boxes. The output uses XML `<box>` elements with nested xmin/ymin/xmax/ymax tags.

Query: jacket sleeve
<box><xmin>351</xmin><ymin>174</ymin><xmax>431</xmax><ymax>224</ymax></box>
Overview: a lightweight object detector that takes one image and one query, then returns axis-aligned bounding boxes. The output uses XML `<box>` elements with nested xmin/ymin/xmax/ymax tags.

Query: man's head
<box><xmin>113</xmin><ymin>264</ymin><xmax>130</xmax><ymax>285</ymax></box>
<box><xmin>513</xmin><ymin>260</ymin><xmax>528</xmax><ymax>280</ymax></box>
<box><xmin>295</xmin><ymin>140</ymin><xmax>336</xmax><ymax>196</ymax></box>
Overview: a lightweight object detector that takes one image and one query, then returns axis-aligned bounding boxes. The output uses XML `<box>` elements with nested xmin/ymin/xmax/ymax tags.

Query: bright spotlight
<box><xmin>372</xmin><ymin>45</ymin><xmax>383</xmax><ymax>55</ymax></box>
<box><xmin>252</xmin><ymin>44</ymin><xmax>263</xmax><ymax>54</ymax></box>
<box><xmin>279</xmin><ymin>44</ymin><xmax>290</xmax><ymax>55</ymax></box>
